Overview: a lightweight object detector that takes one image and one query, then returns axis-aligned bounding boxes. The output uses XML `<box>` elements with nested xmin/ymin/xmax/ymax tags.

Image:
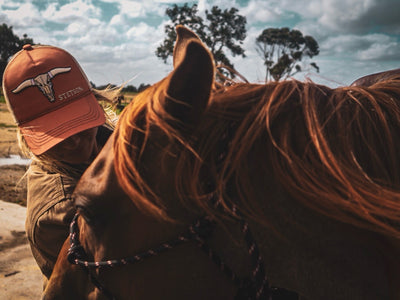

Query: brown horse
<box><xmin>44</xmin><ymin>26</ymin><xmax>400</xmax><ymax>299</ymax></box>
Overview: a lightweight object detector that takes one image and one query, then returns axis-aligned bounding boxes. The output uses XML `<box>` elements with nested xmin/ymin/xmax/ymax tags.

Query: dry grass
<box><xmin>0</xmin><ymin>103</ymin><xmax>27</xmax><ymax>206</ymax></box>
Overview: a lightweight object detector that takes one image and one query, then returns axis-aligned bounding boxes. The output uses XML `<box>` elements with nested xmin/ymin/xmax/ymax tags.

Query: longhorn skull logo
<box><xmin>12</xmin><ymin>67</ymin><xmax>72</xmax><ymax>102</ymax></box>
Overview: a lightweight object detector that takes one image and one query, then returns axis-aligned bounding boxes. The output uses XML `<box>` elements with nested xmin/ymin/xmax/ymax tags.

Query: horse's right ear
<box><xmin>351</xmin><ymin>68</ymin><xmax>400</xmax><ymax>86</ymax></box>
<box><xmin>160</xmin><ymin>29</ymin><xmax>214</xmax><ymax>129</ymax></box>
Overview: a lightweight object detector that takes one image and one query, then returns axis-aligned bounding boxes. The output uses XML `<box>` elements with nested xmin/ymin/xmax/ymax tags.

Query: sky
<box><xmin>1</xmin><ymin>0</ymin><xmax>400</xmax><ymax>88</ymax></box>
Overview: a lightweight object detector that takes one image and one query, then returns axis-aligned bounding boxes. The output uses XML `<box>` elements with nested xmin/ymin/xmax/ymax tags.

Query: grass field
<box><xmin>0</xmin><ymin>90</ymin><xmax>137</xmax><ymax>111</ymax></box>
<box><xmin>121</xmin><ymin>91</ymin><xmax>137</xmax><ymax>103</ymax></box>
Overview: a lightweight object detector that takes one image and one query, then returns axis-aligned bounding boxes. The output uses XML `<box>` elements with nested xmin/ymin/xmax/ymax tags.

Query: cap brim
<box><xmin>20</xmin><ymin>94</ymin><xmax>105</xmax><ymax>155</ymax></box>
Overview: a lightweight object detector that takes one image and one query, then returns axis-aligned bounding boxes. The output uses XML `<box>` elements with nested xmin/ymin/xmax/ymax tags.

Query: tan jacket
<box><xmin>26</xmin><ymin>162</ymin><xmax>79</xmax><ymax>278</ymax></box>
<box><xmin>25</xmin><ymin>126</ymin><xmax>112</xmax><ymax>278</ymax></box>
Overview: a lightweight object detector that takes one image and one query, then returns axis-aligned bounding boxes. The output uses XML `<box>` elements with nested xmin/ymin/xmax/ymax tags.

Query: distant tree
<box><xmin>122</xmin><ymin>85</ymin><xmax>138</xmax><ymax>93</ymax></box>
<box><xmin>93</xmin><ymin>83</ymin><xmax>148</xmax><ymax>93</ymax></box>
<box><xmin>137</xmin><ymin>83</ymin><xmax>150</xmax><ymax>92</ymax></box>
<box><xmin>96</xmin><ymin>84</ymin><xmax>118</xmax><ymax>90</ymax></box>
<box><xmin>255</xmin><ymin>27</ymin><xmax>319</xmax><ymax>82</ymax></box>
<box><xmin>0</xmin><ymin>23</ymin><xmax>34</xmax><ymax>80</ymax></box>
<box><xmin>156</xmin><ymin>3</ymin><xmax>205</xmax><ymax>63</ymax></box>
<box><xmin>156</xmin><ymin>3</ymin><xmax>246</xmax><ymax>70</ymax></box>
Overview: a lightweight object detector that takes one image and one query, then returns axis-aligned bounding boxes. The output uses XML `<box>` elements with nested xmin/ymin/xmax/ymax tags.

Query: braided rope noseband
<box><xmin>68</xmin><ymin>197</ymin><xmax>299</xmax><ymax>300</ymax></box>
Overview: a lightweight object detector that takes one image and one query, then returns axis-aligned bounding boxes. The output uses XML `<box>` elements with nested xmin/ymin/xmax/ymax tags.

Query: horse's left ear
<box><xmin>173</xmin><ymin>25</ymin><xmax>202</xmax><ymax>68</ymax></box>
<box><xmin>163</xmin><ymin>37</ymin><xmax>214</xmax><ymax>128</ymax></box>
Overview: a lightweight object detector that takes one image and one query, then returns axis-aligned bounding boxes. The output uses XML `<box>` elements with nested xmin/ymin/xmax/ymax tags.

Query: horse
<box><xmin>43</xmin><ymin>26</ymin><xmax>400</xmax><ymax>299</ymax></box>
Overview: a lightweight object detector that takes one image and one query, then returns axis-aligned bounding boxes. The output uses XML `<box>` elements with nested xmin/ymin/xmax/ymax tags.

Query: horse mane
<box><xmin>114</xmin><ymin>74</ymin><xmax>400</xmax><ymax>238</ymax></box>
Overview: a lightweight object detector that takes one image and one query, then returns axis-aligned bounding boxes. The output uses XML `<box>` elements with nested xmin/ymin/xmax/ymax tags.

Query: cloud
<box><xmin>290</xmin><ymin>0</ymin><xmax>400</xmax><ymax>35</ymax></box>
<box><xmin>0</xmin><ymin>2</ymin><xmax>44</xmax><ymax>29</ymax></box>
<box><xmin>101</xmin><ymin>0</ymin><xmax>167</xmax><ymax>18</ymax></box>
<box><xmin>240</xmin><ymin>0</ymin><xmax>400</xmax><ymax>38</ymax></box>
<box><xmin>63</xmin><ymin>19</ymin><xmax>170</xmax><ymax>85</ymax></box>
<box><xmin>322</xmin><ymin>33</ymin><xmax>400</xmax><ymax>61</ymax></box>
<box><xmin>42</xmin><ymin>0</ymin><xmax>102</xmax><ymax>23</ymax></box>
<box><xmin>358</xmin><ymin>40</ymin><xmax>400</xmax><ymax>61</ymax></box>
<box><xmin>126</xmin><ymin>22</ymin><xmax>163</xmax><ymax>43</ymax></box>
<box><xmin>154</xmin><ymin>0</ymin><xmax>189</xmax><ymax>3</ymax></box>
<box><xmin>239</xmin><ymin>1</ymin><xmax>284</xmax><ymax>24</ymax></box>
<box><xmin>115</xmin><ymin>1</ymin><xmax>149</xmax><ymax>18</ymax></box>
<box><xmin>66</xmin><ymin>18</ymin><xmax>102</xmax><ymax>35</ymax></box>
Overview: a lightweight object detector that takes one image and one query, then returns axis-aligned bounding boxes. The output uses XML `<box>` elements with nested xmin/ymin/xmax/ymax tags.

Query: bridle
<box><xmin>68</xmin><ymin>212</ymin><xmax>217</xmax><ymax>299</ymax></box>
<box><xmin>68</xmin><ymin>201</ymin><xmax>298</xmax><ymax>299</ymax></box>
<box><xmin>67</xmin><ymin>122</ymin><xmax>299</xmax><ymax>300</ymax></box>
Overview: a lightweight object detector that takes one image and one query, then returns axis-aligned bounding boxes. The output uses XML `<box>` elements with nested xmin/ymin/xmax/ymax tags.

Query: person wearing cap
<box><xmin>2</xmin><ymin>44</ymin><xmax>118</xmax><ymax>282</ymax></box>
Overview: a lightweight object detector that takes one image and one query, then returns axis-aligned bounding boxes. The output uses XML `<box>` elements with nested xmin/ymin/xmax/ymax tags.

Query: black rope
<box><xmin>211</xmin><ymin>122</ymin><xmax>299</xmax><ymax>299</ymax></box>
<box><xmin>68</xmin><ymin>207</ymin><xmax>299</xmax><ymax>300</ymax></box>
<box><xmin>68</xmin><ymin>213</ymin><xmax>237</xmax><ymax>299</ymax></box>
<box><xmin>68</xmin><ymin>212</ymin><xmax>270</xmax><ymax>300</ymax></box>
<box><xmin>209</xmin><ymin>193</ymin><xmax>272</xmax><ymax>299</ymax></box>
<box><xmin>85</xmin><ymin>267</ymin><xmax>116</xmax><ymax>300</ymax></box>
<box><xmin>68</xmin><ymin>214</ymin><xmax>216</xmax><ymax>268</ymax></box>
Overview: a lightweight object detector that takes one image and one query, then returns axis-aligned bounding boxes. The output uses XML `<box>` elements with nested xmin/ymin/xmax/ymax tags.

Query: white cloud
<box><xmin>66</xmin><ymin>18</ymin><xmax>102</xmax><ymax>36</ymax></box>
<box><xmin>126</xmin><ymin>22</ymin><xmax>163</xmax><ymax>43</ymax></box>
<box><xmin>288</xmin><ymin>0</ymin><xmax>400</xmax><ymax>34</ymax></box>
<box><xmin>0</xmin><ymin>2</ymin><xmax>44</xmax><ymax>28</ymax></box>
<box><xmin>239</xmin><ymin>0</ymin><xmax>283</xmax><ymax>24</ymax></box>
<box><xmin>322</xmin><ymin>33</ymin><xmax>400</xmax><ymax>61</ymax></box>
<box><xmin>155</xmin><ymin>0</ymin><xmax>189</xmax><ymax>3</ymax></box>
<box><xmin>101</xmin><ymin>0</ymin><xmax>166</xmax><ymax>18</ymax></box>
<box><xmin>110</xmin><ymin>14</ymin><xmax>123</xmax><ymax>26</ymax></box>
<box><xmin>42</xmin><ymin>0</ymin><xmax>101</xmax><ymax>23</ymax></box>
<box><xmin>358</xmin><ymin>40</ymin><xmax>400</xmax><ymax>61</ymax></box>
<box><xmin>317</xmin><ymin>0</ymin><xmax>375</xmax><ymax>31</ymax></box>
<box><xmin>116</xmin><ymin>1</ymin><xmax>147</xmax><ymax>18</ymax></box>
<box><xmin>322</xmin><ymin>35</ymin><xmax>375</xmax><ymax>56</ymax></box>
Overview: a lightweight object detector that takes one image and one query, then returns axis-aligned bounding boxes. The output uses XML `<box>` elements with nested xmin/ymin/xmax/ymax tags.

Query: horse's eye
<box><xmin>76</xmin><ymin>205</ymin><xmax>107</xmax><ymax>229</ymax></box>
<box><xmin>76</xmin><ymin>206</ymin><xmax>96</xmax><ymax>225</ymax></box>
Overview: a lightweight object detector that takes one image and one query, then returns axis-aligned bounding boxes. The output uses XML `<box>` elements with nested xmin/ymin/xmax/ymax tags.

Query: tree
<box><xmin>0</xmin><ymin>23</ymin><xmax>34</xmax><ymax>81</ymax></box>
<box><xmin>255</xmin><ymin>27</ymin><xmax>319</xmax><ymax>82</ymax></box>
<box><xmin>156</xmin><ymin>4</ymin><xmax>246</xmax><ymax>70</ymax></box>
<box><xmin>122</xmin><ymin>85</ymin><xmax>138</xmax><ymax>93</ymax></box>
<box><xmin>137</xmin><ymin>83</ymin><xmax>151</xmax><ymax>92</ymax></box>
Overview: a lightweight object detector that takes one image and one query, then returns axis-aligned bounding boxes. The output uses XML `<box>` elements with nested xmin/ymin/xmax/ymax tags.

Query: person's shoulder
<box><xmin>29</xmin><ymin>160</ymin><xmax>53</xmax><ymax>174</ymax></box>
<box><xmin>29</xmin><ymin>160</ymin><xmax>82</xmax><ymax>179</ymax></box>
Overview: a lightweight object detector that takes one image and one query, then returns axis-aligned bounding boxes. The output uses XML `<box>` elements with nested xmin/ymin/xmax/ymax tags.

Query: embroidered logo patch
<box><xmin>12</xmin><ymin>67</ymin><xmax>72</xmax><ymax>102</ymax></box>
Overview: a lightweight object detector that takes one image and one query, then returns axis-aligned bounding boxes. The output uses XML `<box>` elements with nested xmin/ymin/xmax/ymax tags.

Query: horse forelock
<box><xmin>113</xmin><ymin>78</ymin><xmax>200</xmax><ymax>221</ymax></box>
<box><xmin>114</xmin><ymin>80</ymin><xmax>170</xmax><ymax>220</ymax></box>
<box><xmin>113</xmin><ymin>76</ymin><xmax>400</xmax><ymax>238</ymax></box>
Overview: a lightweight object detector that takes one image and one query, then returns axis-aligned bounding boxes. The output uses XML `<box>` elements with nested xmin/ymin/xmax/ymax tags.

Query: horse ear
<box><xmin>351</xmin><ymin>68</ymin><xmax>400</xmax><ymax>86</ymax></box>
<box><xmin>163</xmin><ymin>36</ymin><xmax>214</xmax><ymax>128</ymax></box>
<box><xmin>173</xmin><ymin>25</ymin><xmax>202</xmax><ymax>68</ymax></box>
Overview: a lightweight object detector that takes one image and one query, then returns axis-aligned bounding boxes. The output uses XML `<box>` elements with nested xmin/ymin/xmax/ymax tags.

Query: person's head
<box><xmin>2</xmin><ymin>44</ymin><xmax>112</xmax><ymax>165</ymax></box>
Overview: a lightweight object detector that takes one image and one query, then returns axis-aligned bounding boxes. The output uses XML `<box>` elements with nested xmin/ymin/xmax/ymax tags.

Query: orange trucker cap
<box><xmin>2</xmin><ymin>44</ymin><xmax>105</xmax><ymax>155</ymax></box>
